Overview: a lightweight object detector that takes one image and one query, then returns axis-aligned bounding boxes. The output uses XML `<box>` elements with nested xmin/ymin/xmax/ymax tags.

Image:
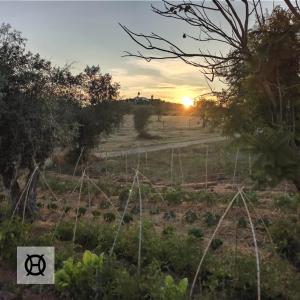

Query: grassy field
<box><xmin>98</xmin><ymin>114</ymin><xmax>220</xmax><ymax>153</ymax></box>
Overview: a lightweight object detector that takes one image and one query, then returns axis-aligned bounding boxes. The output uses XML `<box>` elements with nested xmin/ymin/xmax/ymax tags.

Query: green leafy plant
<box><xmin>159</xmin><ymin>275</ymin><xmax>188</xmax><ymax>300</ymax></box>
<box><xmin>122</xmin><ymin>213</ymin><xmax>133</xmax><ymax>224</ymax></box>
<box><xmin>56</xmin><ymin>250</ymin><xmax>105</xmax><ymax>298</ymax></box>
<box><xmin>204</xmin><ymin>212</ymin><xmax>220</xmax><ymax>227</ymax></box>
<box><xmin>185</xmin><ymin>210</ymin><xmax>198</xmax><ymax>224</ymax></box>
<box><xmin>211</xmin><ymin>238</ymin><xmax>223</xmax><ymax>251</ymax></box>
<box><xmin>163</xmin><ymin>210</ymin><xmax>176</xmax><ymax>221</ymax></box>
<box><xmin>103</xmin><ymin>212</ymin><xmax>116</xmax><ymax>223</ymax></box>
<box><xmin>273</xmin><ymin>194</ymin><xmax>299</xmax><ymax>211</ymax></box>
<box><xmin>238</xmin><ymin>216</ymin><xmax>248</xmax><ymax>228</ymax></box>
<box><xmin>99</xmin><ymin>200</ymin><xmax>110</xmax><ymax>209</ymax></box>
<box><xmin>188</xmin><ymin>228</ymin><xmax>203</xmax><ymax>240</ymax></box>
<box><xmin>47</xmin><ymin>202</ymin><xmax>58</xmax><ymax>210</ymax></box>
<box><xmin>78</xmin><ymin>206</ymin><xmax>87</xmax><ymax>217</ymax></box>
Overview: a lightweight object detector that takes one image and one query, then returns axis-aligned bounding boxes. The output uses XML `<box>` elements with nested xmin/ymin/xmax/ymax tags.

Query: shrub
<box><xmin>150</xmin><ymin>207</ymin><xmax>160</xmax><ymax>215</ymax></box>
<box><xmin>99</xmin><ymin>200</ymin><xmax>110</xmax><ymax>209</ymax></box>
<box><xmin>211</xmin><ymin>238</ymin><xmax>223</xmax><ymax>250</ymax></box>
<box><xmin>122</xmin><ymin>213</ymin><xmax>133</xmax><ymax>224</ymax></box>
<box><xmin>244</xmin><ymin>191</ymin><xmax>259</xmax><ymax>203</ymax></box>
<box><xmin>204</xmin><ymin>212</ymin><xmax>220</xmax><ymax>227</ymax></box>
<box><xmin>103</xmin><ymin>212</ymin><xmax>116</xmax><ymax>223</ymax></box>
<box><xmin>188</xmin><ymin>228</ymin><xmax>203</xmax><ymax>240</ymax></box>
<box><xmin>273</xmin><ymin>194</ymin><xmax>299</xmax><ymax>211</ymax></box>
<box><xmin>185</xmin><ymin>210</ymin><xmax>198</xmax><ymax>224</ymax></box>
<box><xmin>56</xmin><ymin>250</ymin><xmax>105</xmax><ymax>299</ymax></box>
<box><xmin>77</xmin><ymin>206</ymin><xmax>87</xmax><ymax>217</ymax></box>
<box><xmin>0</xmin><ymin>220</ymin><xmax>29</xmax><ymax>266</ymax></box>
<box><xmin>163</xmin><ymin>210</ymin><xmax>176</xmax><ymax>221</ymax></box>
<box><xmin>158</xmin><ymin>275</ymin><xmax>188</xmax><ymax>300</ymax></box>
<box><xmin>47</xmin><ymin>202</ymin><xmax>58</xmax><ymax>210</ymax></box>
<box><xmin>133</xmin><ymin>106</ymin><xmax>153</xmax><ymax>138</ymax></box>
<box><xmin>164</xmin><ymin>188</ymin><xmax>183</xmax><ymax>205</ymax></box>
<box><xmin>238</xmin><ymin>216</ymin><xmax>247</xmax><ymax>228</ymax></box>
<box><xmin>64</xmin><ymin>206</ymin><xmax>72</xmax><ymax>214</ymax></box>
<box><xmin>270</xmin><ymin>219</ymin><xmax>300</xmax><ymax>269</ymax></box>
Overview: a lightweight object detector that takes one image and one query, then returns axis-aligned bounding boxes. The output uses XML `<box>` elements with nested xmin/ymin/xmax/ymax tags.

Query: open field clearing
<box><xmin>98</xmin><ymin>114</ymin><xmax>222</xmax><ymax>153</ymax></box>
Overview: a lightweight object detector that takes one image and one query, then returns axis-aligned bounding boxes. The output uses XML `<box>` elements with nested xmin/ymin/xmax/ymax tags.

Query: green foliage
<box><xmin>204</xmin><ymin>212</ymin><xmax>220</xmax><ymax>227</ymax></box>
<box><xmin>0</xmin><ymin>220</ymin><xmax>28</xmax><ymax>266</ymax></box>
<box><xmin>122</xmin><ymin>213</ymin><xmax>133</xmax><ymax>224</ymax></box>
<box><xmin>237</xmin><ymin>217</ymin><xmax>247</xmax><ymax>228</ymax></box>
<box><xmin>185</xmin><ymin>210</ymin><xmax>198</xmax><ymax>223</ymax></box>
<box><xmin>164</xmin><ymin>187</ymin><xmax>184</xmax><ymax>204</ymax></box>
<box><xmin>78</xmin><ymin>206</ymin><xmax>87</xmax><ymax>217</ymax></box>
<box><xmin>47</xmin><ymin>202</ymin><xmax>58</xmax><ymax>210</ymax></box>
<box><xmin>150</xmin><ymin>207</ymin><xmax>160</xmax><ymax>215</ymax></box>
<box><xmin>188</xmin><ymin>228</ymin><xmax>203</xmax><ymax>240</ymax></box>
<box><xmin>163</xmin><ymin>210</ymin><xmax>176</xmax><ymax>221</ymax></box>
<box><xmin>55</xmin><ymin>250</ymin><xmax>105</xmax><ymax>298</ymax></box>
<box><xmin>270</xmin><ymin>219</ymin><xmax>300</xmax><ymax>269</ymax></box>
<box><xmin>273</xmin><ymin>193</ymin><xmax>299</xmax><ymax>211</ymax></box>
<box><xmin>159</xmin><ymin>275</ymin><xmax>188</xmax><ymax>300</ymax></box>
<box><xmin>103</xmin><ymin>212</ymin><xmax>116</xmax><ymax>223</ymax></box>
<box><xmin>99</xmin><ymin>200</ymin><xmax>110</xmax><ymax>209</ymax></box>
<box><xmin>244</xmin><ymin>191</ymin><xmax>259</xmax><ymax>204</ymax></box>
<box><xmin>211</xmin><ymin>238</ymin><xmax>223</xmax><ymax>251</ymax></box>
<box><xmin>55</xmin><ymin>222</ymin><xmax>99</xmax><ymax>249</ymax></box>
<box><xmin>133</xmin><ymin>106</ymin><xmax>153</xmax><ymax>138</ymax></box>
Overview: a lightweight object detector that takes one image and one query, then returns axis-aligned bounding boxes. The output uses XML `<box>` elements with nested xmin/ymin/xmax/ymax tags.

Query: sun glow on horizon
<box><xmin>182</xmin><ymin>96</ymin><xmax>193</xmax><ymax>108</ymax></box>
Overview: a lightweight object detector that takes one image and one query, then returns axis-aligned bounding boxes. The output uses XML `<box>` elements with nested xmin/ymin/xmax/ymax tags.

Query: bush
<box><xmin>77</xmin><ymin>206</ymin><xmax>87</xmax><ymax>217</ymax></box>
<box><xmin>56</xmin><ymin>250</ymin><xmax>105</xmax><ymax>299</ymax></box>
<box><xmin>122</xmin><ymin>213</ymin><xmax>133</xmax><ymax>224</ymax></box>
<box><xmin>204</xmin><ymin>212</ymin><xmax>220</xmax><ymax>227</ymax></box>
<box><xmin>163</xmin><ymin>210</ymin><xmax>176</xmax><ymax>221</ymax></box>
<box><xmin>188</xmin><ymin>228</ymin><xmax>203</xmax><ymax>240</ymax></box>
<box><xmin>211</xmin><ymin>238</ymin><xmax>223</xmax><ymax>250</ymax></box>
<box><xmin>47</xmin><ymin>202</ymin><xmax>58</xmax><ymax>210</ymax></box>
<box><xmin>185</xmin><ymin>210</ymin><xmax>198</xmax><ymax>224</ymax></box>
<box><xmin>273</xmin><ymin>194</ymin><xmax>299</xmax><ymax>211</ymax></box>
<box><xmin>103</xmin><ymin>212</ymin><xmax>116</xmax><ymax>223</ymax></box>
<box><xmin>99</xmin><ymin>200</ymin><xmax>110</xmax><ymax>209</ymax></box>
<box><xmin>270</xmin><ymin>219</ymin><xmax>300</xmax><ymax>269</ymax></box>
<box><xmin>0</xmin><ymin>220</ymin><xmax>29</xmax><ymax>266</ymax></box>
<box><xmin>133</xmin><ymin>106</ymin><xmax>153</xmax><ymax>138</ymax></box>
<box><xmin>164</xmin><ymin>188</ymin><xmax>183</xmax><ymax>205</ymax></box>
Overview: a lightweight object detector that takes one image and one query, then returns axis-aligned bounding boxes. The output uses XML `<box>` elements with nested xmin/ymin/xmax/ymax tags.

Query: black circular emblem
<box><xmin>24</xmin><ymin>254</ymin><xmax>46</xmax><ymax>276</ymax></box>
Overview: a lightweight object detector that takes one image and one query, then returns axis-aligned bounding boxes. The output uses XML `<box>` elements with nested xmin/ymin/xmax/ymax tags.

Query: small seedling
<box><xmin>188</xmin><ymin>228</ymin><xmax>203</xmax><ymax>239</ymax></box>
<box><xmin>185</xmin><ymin>210</ymin><xmax>198</xmax><ymax>223</ymax></box>
<box><xmin>100</xmin><ymin>200</ymin><xmax>110</xmax><ymax>209</ymax></box>
<box><xmin>163</xmin><ymin>210</ymin><xmax>176</xmax><ymax>221</ymax></box>
<box><xmin>211</xmin><ymin>238</ymin><xmax>223</xmax><ymax>250</ymax></box>
<box><xmin>103</xmin><ymin>212</ymin><xmax>116</xmax><ymax>222</ymax></box>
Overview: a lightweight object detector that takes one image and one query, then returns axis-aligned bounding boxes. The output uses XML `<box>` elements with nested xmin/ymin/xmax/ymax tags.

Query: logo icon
<box><xmin>24</xmin><ymin>254</ymin><xmax>46</xmax><ymax>276</ymax></box>
<box><xmin>17</xmin><ymin>247</ymin><xmax>55</xmax><ymax>284</ymax></box>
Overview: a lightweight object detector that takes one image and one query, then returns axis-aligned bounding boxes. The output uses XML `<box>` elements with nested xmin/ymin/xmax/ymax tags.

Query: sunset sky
<box><xmin>0</xmin><ymin>1</ymin><xmax>281</xmax><ymax>103</ymax></box>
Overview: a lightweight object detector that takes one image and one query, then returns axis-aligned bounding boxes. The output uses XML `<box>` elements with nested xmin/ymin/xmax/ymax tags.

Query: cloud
<box><xmin>110</xmin><ymin>58</ymin><xmax>215</xmax><ymax>102</ymax></box>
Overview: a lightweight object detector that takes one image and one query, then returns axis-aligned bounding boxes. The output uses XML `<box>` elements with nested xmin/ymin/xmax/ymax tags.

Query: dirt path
<box><xmin>94</xmin><ymin>136</ymin><xmax>226</xmax><ymax>158</ymax></box>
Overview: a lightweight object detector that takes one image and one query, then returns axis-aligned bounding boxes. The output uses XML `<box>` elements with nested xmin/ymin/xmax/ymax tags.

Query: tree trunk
<box><xmin>2</xmin><ymin>167</ymin><xmax>21</xmax><ymax>213</ymax></box>
<box><xmin>25</xmin><ymin>170</ymin><xmax>39</xmax><ymax>216</ymax></box>
<box><xmin>2</xmin><ymin>167</ymin><xmax>39</xmax><ymax>217</ymax></box>
<box><xmin>292</xmin><ymin>178</ymin><xmax>300</xmax><ymax>220</ymax></box>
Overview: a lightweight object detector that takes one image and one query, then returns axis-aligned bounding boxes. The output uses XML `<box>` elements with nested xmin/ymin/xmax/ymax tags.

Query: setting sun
<box><xmin>182</xmin><ymin>96</ymin><xmax>193</xmax><ymax>108</ymax></box>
